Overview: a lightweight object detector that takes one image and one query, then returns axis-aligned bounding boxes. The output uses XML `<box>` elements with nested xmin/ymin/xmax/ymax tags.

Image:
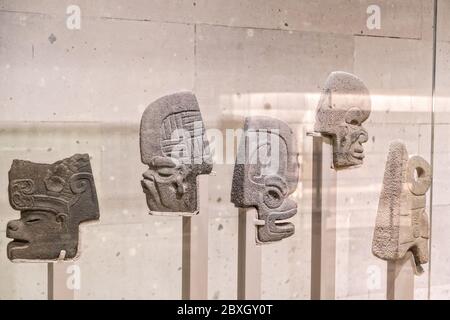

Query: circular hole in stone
<box><xmin>414</xmin><ymin>167</ymin><xmax>424</xmax><ymax>182</ymax></box>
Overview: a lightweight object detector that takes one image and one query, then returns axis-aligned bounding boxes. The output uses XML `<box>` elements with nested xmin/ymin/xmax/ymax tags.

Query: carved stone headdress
<box><xmin>10</xmin><ymin>154</ymin><xmax>97</xmax><ymax>214</ymax></box>
<box><xmin>140</xmin><ymin>92</ymin><xmax>212</xmax><ymax>166</ymax></box>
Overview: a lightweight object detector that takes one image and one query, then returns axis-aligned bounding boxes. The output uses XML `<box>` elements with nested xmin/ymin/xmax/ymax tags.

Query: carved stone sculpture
<box><xmin>140</xmin><ymin>92</ymin><xmax>212</xmax><ymax>215</ymax></box>
<box><xmin>231</xmin><ymin>116</ymin><xmax>299</xmax><ymax>243</ymax></box>
<box><xmin>314</xmin><ymin>71</ymin><xmax>371</xmax><ymax>168</ymax></box>
<box><xmin>372</xmin><ymin>141</ymin><xmax>430</xmax><ymax>274</ymax></box>
<box><xmin>6</xmin><ymin>154</ymin><xmax>99</xmax><ymax>262</ymax></box>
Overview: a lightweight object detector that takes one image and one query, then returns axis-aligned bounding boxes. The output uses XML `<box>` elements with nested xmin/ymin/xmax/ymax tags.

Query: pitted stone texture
<box><xmin>231</xmin><ymin>116</ymin><xmax>299</xmax><ymax>243</ymax></box>
<box><xmin>6</xmin><ymin>154</ymin><xmax>99</xmax><ymax>262</ymax></box>
<box><xmin>140</xmin><ymin>92</ymin><xmax>212</xmax><ymax>215</ymax></box>
<box><xmin>314</xmin><ymin>71</ymin><xmax>371</xmax><ymax>169</ymax></box>
<box><xmin>372</xmin><ymin>140</ymin><xmax>430</xmax><ymax>275</ymax></box>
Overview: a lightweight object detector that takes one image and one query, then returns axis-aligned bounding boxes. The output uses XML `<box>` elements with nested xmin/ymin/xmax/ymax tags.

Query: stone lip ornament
<box><xmin>314</xmin><ymin>71</ymin><xmax>371</xmax><ymax>169</ymax></box>
<box><xmin>231</xmin><ymin>116</ymin><xmax>299</xmax><ymax>243</ymax></box>
<box><xmin>6</xmin><ymin>154</ymin><xmax>99</xmax><ymax>262</ymax></box>
<box><xmin>140</xmin><ymin>92</ymin><xmax>212</xmax><ymax>216</ymax></box>
<box><xmin>372</xmin><ymin>141</ymin><xmax>431</xmax><ymax>275</ymax></box>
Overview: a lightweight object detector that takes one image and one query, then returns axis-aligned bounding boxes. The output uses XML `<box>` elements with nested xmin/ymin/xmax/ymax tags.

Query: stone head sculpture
<box><xmin>6</xmin><ymin>154</ymin><xmax>99</xmax><ymax>262</ymax></box>
<box><xmin>372</xmin><ymin>141</ymin><xmax>430</xmax><ymax>274</ymax></box>
<box><xmin>314</xmin><ymin>71</ymin><xmax>371</xmax><ymax>168</ymax></box>
<box><xmin>140</xmin><ymin>92</ymin><xmax>212</xmax><ymax>215</ymax></box>
<box><xmin>231</xmin><ymin>116</ymin><xmax>299</xmax><ymax>243</ymax></box>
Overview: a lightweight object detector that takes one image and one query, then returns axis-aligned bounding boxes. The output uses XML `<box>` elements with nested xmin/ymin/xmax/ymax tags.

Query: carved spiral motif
<box><xmin>69</xmin><ymin>173</ymin><xmax>92</xmax><ymax>194</ymax></box>
<box><xmin>10</xmin><ymin>179</ymin><xmax>35</xmax><ymax>208</ymax></box>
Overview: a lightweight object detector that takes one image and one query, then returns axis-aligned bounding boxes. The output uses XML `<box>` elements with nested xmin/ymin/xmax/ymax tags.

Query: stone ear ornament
<box><xmin>140</xmin><ymin>92</ymin><xmax>212</xmax><ymax>216</ymax></box>
<box><xmin>231</xmin><ymin>116</ymin><xmax>299</xmax><ymax>244</ymax></box>
<box><xmin>372</xmin><ymin>141</ymin><xmax>431</xmax><ymax>275</ymax></box>
<box><xmin>314</xmin><ymin>71</ymin><xmax>371</xmax><ymax>169</ymax></box>
<box><xmin>6</xmin><ymin>154</ymin><xmax>99</xmax><ymax>262</ymax></box>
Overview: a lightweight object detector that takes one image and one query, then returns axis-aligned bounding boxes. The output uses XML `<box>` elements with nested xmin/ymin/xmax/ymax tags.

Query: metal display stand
<box><xmin>181</xmin><ymin>175</ymin><xmax>209</xmax><ymax>299</ymax></box>
<box><xmin>309</xmin><ymin>133</ymin><xmax>337</xmax><ymax>300</ymax></box>
<box><xmin>386</xmin><ymin>252</ymin><xmax>415</xmax><ymax>300</ymax></box>
<box><xmin>48</xmin><ymin>260</ymin><xmax>75</xmax><ymax>300</ymax></box>
<box><xmin>237</xmin><ymin>207</ymin><xmax>262</xmax><ymax>300</ymax></box>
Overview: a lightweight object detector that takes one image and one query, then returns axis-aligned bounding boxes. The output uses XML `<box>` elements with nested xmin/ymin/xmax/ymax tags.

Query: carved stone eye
<box><xmin>264</xmin><ymin>188</ymin><xmax>283</xmax><ymax>209</ymax></box>
<box><xmin>344</xmin><ymin>107</ymin><xmax>363</xmax><ymax>126</ymax></box>
<box><xmin>26</xmin><ymin>218</ymin><xmax>41</xmax><ymax>224</ymax></box>
<box><xmin>156</xmin><ymin>167</ymin><xmax>174</xmax><ymax>178</ymax></box>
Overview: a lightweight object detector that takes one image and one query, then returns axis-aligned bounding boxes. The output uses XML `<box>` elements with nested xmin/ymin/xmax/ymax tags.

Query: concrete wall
<box><xmin>0</xmin><ymin>0</ymin><xmax>447</xmax><ymax>299</ymax></box>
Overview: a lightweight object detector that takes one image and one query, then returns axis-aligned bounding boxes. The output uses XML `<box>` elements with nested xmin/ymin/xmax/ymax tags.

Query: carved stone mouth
<box><xmin>273</xmin><ymin>221</ymin><xmax>295</xmax><ymax>234</ymax></box>
<box><xmin>274</xmin><ymin>207</ymin><xmax>297</xmax><ymax>220</ymax></box>
<box><xmin>8</xmin><ymin>239</ymin><xmax>29</xmax><ymax>249</ymax></box>
<box><xmin>6</xmin><ymin>225</ymin><xmax>30</xmax><ymax>247</ymax></box>
<box><xmin>351</xmin><ymin>151</ymin><xmax>365</xmax><ymax>160</ymax></box>
<box><xmin>269</xmin><ymin>207</ymin><xmax>297</xmax><ymax>234</ymax></box>
<box><xmin>351</xmin><ymin>143</ymin><xmax>365</xmax><ymax>160</ymax></box>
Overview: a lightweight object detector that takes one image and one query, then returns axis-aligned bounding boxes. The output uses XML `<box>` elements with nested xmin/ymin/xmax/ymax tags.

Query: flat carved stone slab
<box><xmin>140</xmin><ymin>92</ymin><xmax>212</xmax><ymax>216</ymax></box>
<box><xmin>372</xmin><ymin>140</ymin><xmax>430</xmax><ymax>275</ymax></box>
<box><xmin>6</xmin><ymin>154</ymin><xmax>99</xmax><ymax>262</ymax></box>
<box><xmin>231</xmin><ymin>116</ymin><xmax>299</xmax><ymax>243</ymax></box>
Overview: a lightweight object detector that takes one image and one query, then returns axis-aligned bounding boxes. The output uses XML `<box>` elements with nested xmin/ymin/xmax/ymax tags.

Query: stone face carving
<box><xmin>314</xmin><ymin>71</ymin><xmax>371</xmax><ymax>169</ymax></box>
<box><xmin>372</xmin><ymin>141</ymin><xmax>431</xmax><ymax>274</ymax></box>
<box><xmin>140</xmin><ymin>92</ymin><xmax>212</xmax><ymax>215</ymax></box>
<box><xmin>6</xmin><ymin>154</ymin><xmax>99</xmax><ymax>262</ymax></box>
<box><xmin>231</xmin><ymin>116</ymin><xmax>299</xmax><ymax>243</ymax></box>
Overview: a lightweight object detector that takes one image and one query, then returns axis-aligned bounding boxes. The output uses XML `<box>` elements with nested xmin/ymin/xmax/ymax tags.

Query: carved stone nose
<box><xmin>7</xmin><ymin>221</ymin><xmax>19</xmax><ymax>232</ymax></box>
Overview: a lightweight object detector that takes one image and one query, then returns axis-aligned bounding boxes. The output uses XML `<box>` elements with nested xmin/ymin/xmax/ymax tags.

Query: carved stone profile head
<box><xmin>372</xmin><ymin>141</ymin><xmax>430</xmax><ymax>275</ymax></box>
<box><xmin>231</xmin><ymin>116</ymin><xmax>299</xmax><ymax>243</ymax></box>
<box><xmin>6</xmin><ymin>154</ymin><xmax>99</xmax><ymax>262</ymax></box>
<box><xmin>314</xmin><ymin>71</ymin><xmax>371</xmax><ymax>168</ymax></box>
<box><xmin>140</xmin><ymin>92</ymin><xmax>212</xmax><ymax>215</ymax></box>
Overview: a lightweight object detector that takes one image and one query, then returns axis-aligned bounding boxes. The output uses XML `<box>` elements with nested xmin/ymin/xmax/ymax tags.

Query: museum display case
<box><xmin>0</xmin><ymin>0</ymin><xmax>449</xmax><ymax>300</ymax></box>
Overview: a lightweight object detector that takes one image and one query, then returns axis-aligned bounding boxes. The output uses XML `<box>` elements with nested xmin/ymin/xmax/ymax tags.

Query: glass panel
<box><xmin>0</xmin><ymin>0</ymin><xmax>442</xmax><ymax>300</ymax></box>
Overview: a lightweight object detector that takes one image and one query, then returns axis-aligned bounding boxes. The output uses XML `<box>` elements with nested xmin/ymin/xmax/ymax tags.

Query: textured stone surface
<box><xmin>6</xmin><ymin>154</ymin><xmax>99</xmax><ymax>261</ymax></box>
<box><xmin>314</xmin><ymin>71</ymin><xmax>371</xmax><ymax>169</ymax></box>
<box><xmin>140</xmin><ymin>92</ymin><xmax>212</xmax><ymax>215</ymax></box>
<box><xmin>437</xmin><ymin>0</ymin><xmax>450</xmax><ymax>43</ymax></box>
<box><xmin>72</xmin><ymin>222</ymin><xmax>183</xmax><ymax>299</ymax></box>
<box><xmin>434</xmin><ymin>40</ymin><xmax>450</xmax><ymax>124</ymax></box>
<box><xmin>231</xmin><ymin>116</ymin><xmax>299</xmax><ymax>243</ymax></box>
<box><xmin>196</xmin><ymin>24</ymin><xmax>355</xmax><ymax>123</ymax></box>
<box><xmin>0</xmin><ymin>11</ymin><xmax>195</xmax><ymax>123</ymax></box>
<box><xmin>354</xmin><ymin>36</ymin><xmax>433</xmax><ymax>125</ymax></box>
<box><xmin>372</xmin><ymin>141</ymin><xmax>430</xmax><ymax>274</ymax></box>
<box><xmin>0</xmin><ymin>0</ymin><xmax>425</xmax><ymax>38</ymax></box>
